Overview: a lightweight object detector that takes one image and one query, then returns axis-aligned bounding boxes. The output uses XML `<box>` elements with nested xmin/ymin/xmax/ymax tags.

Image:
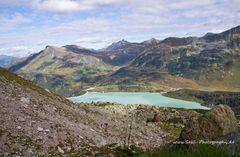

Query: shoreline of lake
<box><xmin>68</xmin><ymin>92</ymin><xmax>210</xmax><ymax>110</ymax></box>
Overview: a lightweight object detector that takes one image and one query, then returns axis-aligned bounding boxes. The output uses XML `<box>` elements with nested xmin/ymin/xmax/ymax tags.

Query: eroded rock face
<box><xmin>180</xmin><ymin>105</ymin><xmax>238</xmax><ymax>141</ymax></box>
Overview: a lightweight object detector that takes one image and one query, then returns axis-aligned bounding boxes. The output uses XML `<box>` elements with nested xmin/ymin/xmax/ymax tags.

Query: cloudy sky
<box><xmin>0</xmin><ymin>0</ymin><xmax>239</xmax><ymax>57</ymax></box>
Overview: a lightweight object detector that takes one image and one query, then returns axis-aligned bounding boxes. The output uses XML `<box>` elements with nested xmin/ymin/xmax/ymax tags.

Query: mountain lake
<box><xmin>68</xmin><ymin>92</ymin><xmax>210</xmax><ymax>110</ymax></box>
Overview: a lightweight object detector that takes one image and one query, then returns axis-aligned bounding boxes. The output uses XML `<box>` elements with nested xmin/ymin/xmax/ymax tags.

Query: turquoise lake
<box><xmin>68</xmin><ymin>92</ymin><xmax>210</xmax><ymax>110</ymax></box>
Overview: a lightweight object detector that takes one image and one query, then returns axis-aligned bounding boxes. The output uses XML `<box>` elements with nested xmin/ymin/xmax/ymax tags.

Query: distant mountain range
<box><xmin>8</xmin><ymin>25</ymin><xmax>240</xmax><ymax>96</ymax></box>
<box><xmin>109</xmin><ymin>25</ymin><xmax>240</xmax><ymax>91</ymax></box>
<box><xmin>0</xmin><ymin>55</ymin><xmax>18</xmax><ymax>67</ymax></box>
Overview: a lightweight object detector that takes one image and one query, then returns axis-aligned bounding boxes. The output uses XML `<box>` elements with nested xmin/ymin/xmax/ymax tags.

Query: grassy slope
<box><xmin>195</xmin><ymin>59</ymin><xmax>240</xmax><ymax>92</ymax></box>
<box><xmin>9</xmin><ymin>45</ymin><xmax>118</xmax><ymax>97</ymax></box>
<box><xmin>96</xmin><ymin>59</ymin><xmax>240</xmax><ymax>95</ymax></box>
<box><xmin>0</xmin><ymin>67</ymin><xmax>71</xmax><ymax>104</ymax></box>
<box><xmin>112</xmin><ymin>144</ymin><xmax>240</xmax><ymax>157</ymax></box>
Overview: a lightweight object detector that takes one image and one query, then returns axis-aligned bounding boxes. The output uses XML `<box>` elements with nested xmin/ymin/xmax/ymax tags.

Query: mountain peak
<box><xmin>226</xmin><ymin>25</ymin><xmax>240</xmax><ymax>33</ymax></box>
<box><xmin>105</xmin><ymin>39</ymin><xmax>130</xmax><ymax>51</ymax></box>
<box><xmin>143</xmin><ymin>38</ymin><xmax>161</xmax><ymax>45</ymax></box>
<box><xmin>114</xmin><ymin>39</ymin><xmax>130</xmax><ymax>45</ymax></box>
<box><xmin>63</xmin><ymin>45</ymin><xmax>95</xmax><ymax>51</ymax></box>
<box><xmin>203</xmin><ymin>25</ymin><xmax>240</xmax><ymax>42</ymax></box>
<box><xmin>34</xmin><ymin>45</ymin><xmax>77</xmax><ymax>61</ymax></box>
<box><xmin>64</xmin><ymin>44</ymin><xmax>84</xmax><ymax>49</ymax></box>
<box><xmin>42</xmin><ymin>45</ymin><xmax>61</xmax><ymax>54</ymax></box>
<box><xmin>161</xmin><ymin>37</ymin><xmax>197</xmax><ymax>46</ymax></box>
<box><xmin>42</xmin><ymin>45</ymin><xmax>61</xmax><ymax>55</ymax></box>
<box><xmin>45</xmin><ymin>45</ymin><xmax>59</xmax><ymax>50</ymax></box>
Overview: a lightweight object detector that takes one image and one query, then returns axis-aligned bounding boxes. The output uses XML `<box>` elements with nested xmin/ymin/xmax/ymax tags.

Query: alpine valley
<box><xmin>8</xmin><ymin>25</ymin><xmax>240</xmax><ymax>96</ymax></box>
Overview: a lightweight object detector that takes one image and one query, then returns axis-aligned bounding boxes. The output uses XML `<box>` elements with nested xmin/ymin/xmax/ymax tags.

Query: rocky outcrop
<box><xmin>151</xmin><ymin>108</ymin><xmax>200</xmax><ymax>126</ymax></box>
<box><xmin>180</xmin><ymin>105</ymin><xmax>238</xmax><ymax>141</ymax></box>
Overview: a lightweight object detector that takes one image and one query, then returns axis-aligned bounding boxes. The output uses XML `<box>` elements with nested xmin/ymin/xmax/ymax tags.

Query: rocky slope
<box><xmin>64</xmin><ymin>41</ymin><xmax>154</xmax><ymax>66</ymax></box>
<box><xmin>98</xmin><ymin>39</ymin><xmax>157</xmax><ymax>66</ymax></box>
<box><xmin>1</xmin><ymin>68</ymin><xmax>203</xmax><ymax>156</ymax></box>
<box><xmin>0</xmin><ymin>67</ymin><xmax>103</xmax><ymax>156</ymax></box>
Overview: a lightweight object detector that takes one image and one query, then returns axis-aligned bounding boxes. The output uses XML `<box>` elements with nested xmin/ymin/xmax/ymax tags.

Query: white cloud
<box><xmin>0</xmin><ymin>13</ymin><xmax>32</xmax><ymax>32</ymax></box>
<box><xmin>0</xmin><ymin>0</ymin><xmax>28</xmax><ymax>5</ymax></box>
<box><xmin>52</xmin><ymin>18</ymin><xmax>110</xmax><ymax>34</ymax></box>
<box><xmin>31</xmin><ymin>0</ymin><xmax>88</xmax><ymax>13</ymax></box>
<box><xmin>29</xmin><ymin>0</ymin><xmax>128</xmax><ymax>13</ymax></box>
<box><xmin>0</xmin><ymin>46</ymin><xmax>34</xmax><ymax>57</ymax></box>
<box><xmin>0</xmin><ymin>0</ymin><xmax>239</xmax><ymax>57</ymax></box>
<box><xmin>167</xmin><ymin>0</ymin><xmax>217</xmax><ymax>10</ymax></box>
<box><xmin>0</xmin><ymin>18</ymin><xmax>112</xmax><ymax>56</ymax></box>
<box><xmin>0</xmin><ymin>0</ymin><xmax>128</xmax><ymax>14</ymax></box>
<box><xmin>74</xmin><ymin>36</ymin><xmax>114</xmax><ymax>45</ymax></box>
<box><xmin>74</xmin><ymin>36</ymin><xmax>115</xmax><ymax>49</ymax></box>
